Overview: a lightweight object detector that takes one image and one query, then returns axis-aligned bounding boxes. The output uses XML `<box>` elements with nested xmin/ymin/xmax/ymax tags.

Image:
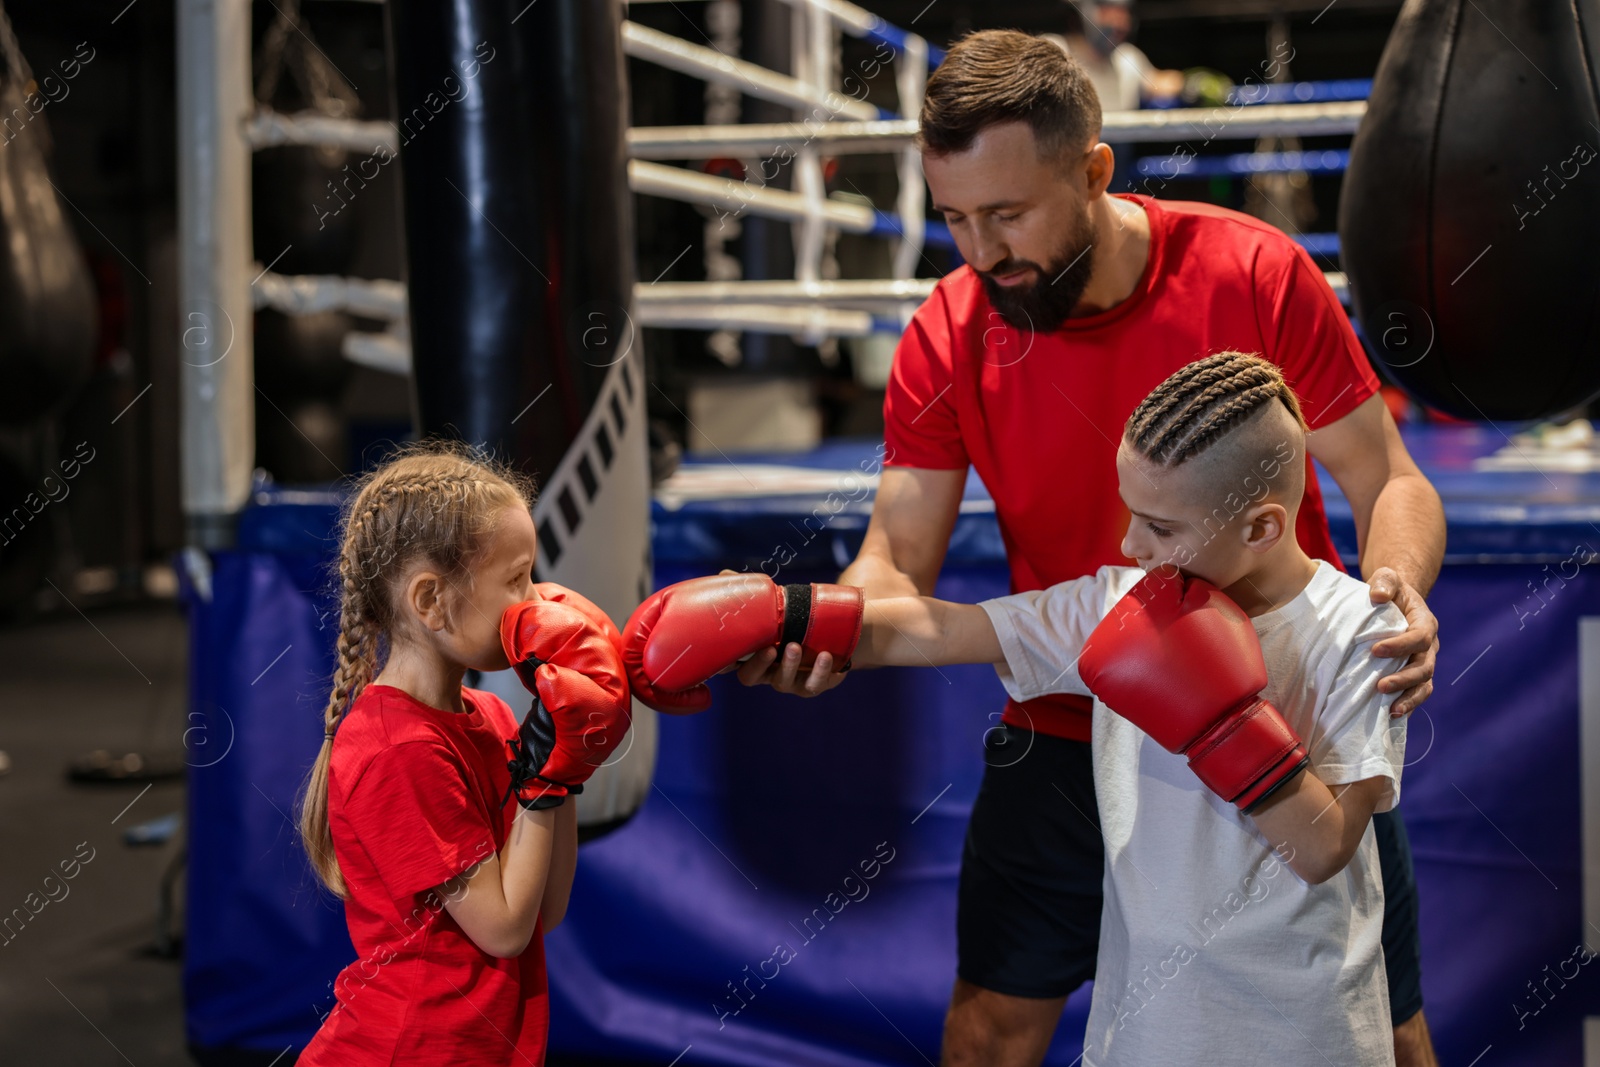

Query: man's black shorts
<box><xmin>957</xmin><ymin>724</ymin><xmax>1424</xmax><ymax>1023</ymax></box>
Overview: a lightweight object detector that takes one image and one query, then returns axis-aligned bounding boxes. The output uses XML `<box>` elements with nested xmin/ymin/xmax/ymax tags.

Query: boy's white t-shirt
<box><xmin>980</xmin><ymin>561</ymin><xmax>1409</xmax><ymax>1067</ymax></box>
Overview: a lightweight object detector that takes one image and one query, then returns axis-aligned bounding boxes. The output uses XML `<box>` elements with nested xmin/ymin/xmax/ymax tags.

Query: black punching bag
<box><xmin>387</xmin><ymin>0</ymin><xmax>653</xmax><ymax>827</ymax></box>
<box><xmin>0</xmin><ymin>48</ymin><xmax>96</xmax><ymax>424</ymax></box>
<box><xmin>388</xmin><ymin>0</ymin><xmax>631</xmax><ymax>471</ymax></box>
<box><xmin>1341</xmin><ymin>0</ymin><xmax>1600</xmax><ymax>421</ymax></box>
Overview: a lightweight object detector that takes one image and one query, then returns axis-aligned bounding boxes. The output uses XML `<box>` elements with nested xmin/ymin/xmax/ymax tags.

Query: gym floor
<box><xmin>0</xmin><ymin>599</ymin><xmax>644</xmax><ymax>1066</ymax></box>
<box><xmin>0</xmin><ymin>601</ymin><xmax>190</xmax><ymax>1064</ymax></box>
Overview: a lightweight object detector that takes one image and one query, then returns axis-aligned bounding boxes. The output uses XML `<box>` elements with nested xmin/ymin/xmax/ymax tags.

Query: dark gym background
<box><xmin>0</xmin><ymin>1</ymin><xmax>1426</xmax><ymax>1063</ymax></box>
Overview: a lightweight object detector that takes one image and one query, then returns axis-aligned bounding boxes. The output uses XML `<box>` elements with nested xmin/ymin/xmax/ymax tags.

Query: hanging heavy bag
<box><xmin>0</xmin><ymin>449</ymin><xmax>52</xmax><ymax>615</ymax></box>
<box><xmin>1340</xmin><ymin>0</ymin><xmax>1600</xmax><ymax>421</ymax></box>
<box><xmin>254</xmin><ymin>307</ymin><xmax>354</xmax><ymax>403</ymax></box>
<box><xmin>251</xmin><ymin>0</ymin><xmax>362</xmax><ymax>275</ymax></box>
<box><xmin>252</xmin><ymin>145</ymin><xmax>359</xmax><ymax>276</ymax></box>
<box><xmin>0</xmin><ymin>5</ymin><xmax>96</xmax><ymax>426</ymax></box>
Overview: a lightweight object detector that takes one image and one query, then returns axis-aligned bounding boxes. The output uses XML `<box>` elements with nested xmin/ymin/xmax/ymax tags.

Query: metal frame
<box><xmin>177</xmin><ymin>0</ymin><xmax>254</xmax><ymax>545</ymax></box>
<box><xmin>180</xmin><ymin>0</ymin><xmax>1368</xmax><ymax>538</ymax></box>
<box><xmin>623</xmin><ymin>21</ymin><xmax>881</xmax><ymax>122</ymax></box>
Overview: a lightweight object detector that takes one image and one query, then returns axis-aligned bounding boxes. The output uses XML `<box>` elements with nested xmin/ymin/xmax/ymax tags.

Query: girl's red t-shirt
<box><xmin>298</xmin><ymin>683</ymin><xmax>549</xmax><ymax>1067</ymax></box>
<box><xmin>883</xmin><ymin>193</ymin><xmax>1381</xmax><ymax>743</ymax></box>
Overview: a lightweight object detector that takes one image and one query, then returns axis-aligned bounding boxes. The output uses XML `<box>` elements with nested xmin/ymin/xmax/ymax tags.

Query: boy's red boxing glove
<box><xmin>1078</xmin><ymin>568</ymin><xmax>1309</xmax><ymax>812</ymax></box>
<box><xmin>622</xmin><ymin>574</ymin><xmax>864</xmax><ymax>713</ymax></box>
<box><xmin>498</xmin><ymin>588</ymin><xmax>632</xmax><ymax>810</ymax></box>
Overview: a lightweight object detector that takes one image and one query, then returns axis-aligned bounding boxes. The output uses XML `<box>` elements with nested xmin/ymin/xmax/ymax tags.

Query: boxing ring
<box><xmin>230</xmin><ymin>4</ymin><xmax>1364</xmax><ymax>366</ymax></box>
<box><xmin>180</xmin><ymin>425</ymin><xmax>1600</xmax><ymax>1064</ymax></box>
<box><xmin>172</xmin><ymin>0</ymin><xmax>1600</xmax><ymax>1063</ymax></box>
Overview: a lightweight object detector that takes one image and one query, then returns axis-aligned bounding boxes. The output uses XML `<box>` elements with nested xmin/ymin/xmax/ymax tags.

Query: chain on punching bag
<box><xmin>387</xmin><ymin>0</ymin><xmax>654</xmax><ymax>830</ymax></box>
<box><xmin>1340</xmin><ymin>0</ymin><xmax>1600</xmax><ymax>421</ymax></box>
<box><xmin>252</xmin><ymin>0</ymin><xmax>361</xmax><ymax>277</ymax></box>
<box><xmin>0</xmin><ymin>2</ymin><xmax>96</xmax><ymax>425</ymax></box>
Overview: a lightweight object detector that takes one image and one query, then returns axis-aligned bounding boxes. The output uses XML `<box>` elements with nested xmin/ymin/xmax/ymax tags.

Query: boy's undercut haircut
<box><xmin>916</xmin><ymin>28</ymin><xmax>1102</xmax><ymax>165</ymax></box>
<box><xmin>1124</xmin><ymin>351</ymin><xmax>1310</xmax><ymax>468</ymax></box>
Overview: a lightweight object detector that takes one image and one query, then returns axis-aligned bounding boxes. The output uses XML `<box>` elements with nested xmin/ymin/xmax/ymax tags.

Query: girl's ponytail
<box><xmin>300</xmin><ymin>556</ymin><xmax>378</xmax><ymax>897</ymax></box>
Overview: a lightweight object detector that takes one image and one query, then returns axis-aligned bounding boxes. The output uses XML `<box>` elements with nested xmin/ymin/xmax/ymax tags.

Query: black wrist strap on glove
<box><xmin>781</xmin><ymin>583</ymin><xmax>853</xmax><ymax>672</ymax></box>
<box><xmin>1238</xmin><ymin>754</ymin><xmax>1310</xmax><ymax>814</ymax></box>
<box><xmin>780</xmin><ymin>584</ymin><xmax>812</xmax><ymax>647</ymax></box>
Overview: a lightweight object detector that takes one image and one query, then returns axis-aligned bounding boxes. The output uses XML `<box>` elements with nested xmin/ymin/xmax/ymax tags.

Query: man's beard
<box><xmin>977</xmin><ymin>213</ymin><xmax>1097</xmax><ymax>334</ymax></box>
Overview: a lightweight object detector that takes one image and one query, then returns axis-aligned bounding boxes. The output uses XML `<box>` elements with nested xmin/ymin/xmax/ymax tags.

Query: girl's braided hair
<box><xmin>299</xmin><ymin>438</ymin><xmax>537</xmax><ymax>896</ymax></box>
<box><xmin>1123</xmin><ymin>351</ymin><xmax>1308</xmax><ymax>468</ymax></box>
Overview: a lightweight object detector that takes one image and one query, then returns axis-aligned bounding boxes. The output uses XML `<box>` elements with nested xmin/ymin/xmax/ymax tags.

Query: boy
<box><xmin>625</xmin><ymin>351</ymin><xmax>1409</xmax><ymax>1065</ymax></box>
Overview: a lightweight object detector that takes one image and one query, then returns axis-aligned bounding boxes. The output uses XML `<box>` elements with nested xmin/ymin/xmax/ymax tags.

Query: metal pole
<box><xmin>892</xmin><ymin>32</ymin><xmax>927</xmax><ymax>281</ymax></box>
<box><xmin>177</xmin><ymin>0</ymin><xmax>255</xmax><ymax>547</ymax></box>
<box><xmin>622</xmin><ymin>20</ymin><xmax>880</xmax><ymax>121</ymax></box>
<box><xmin>625</xmin><ymin>102</ymin><xmax>1366</xmax><ymax>158</ymax></box>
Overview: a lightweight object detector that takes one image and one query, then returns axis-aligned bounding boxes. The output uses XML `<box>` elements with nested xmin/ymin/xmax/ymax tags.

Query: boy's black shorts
<box><xmin>956</xmin><ymin>724</ymin><xmax>1424</xmax><ymax>1024</ymax></box>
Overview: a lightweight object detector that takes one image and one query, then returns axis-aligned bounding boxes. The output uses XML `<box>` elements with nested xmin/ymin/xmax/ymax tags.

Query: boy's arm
<box><xmin>1250</xmin><ymin>600</ymin><xmax>1410</xmax><ymax>884</ymax></box>
<box><xmin>1241</xmin><ymin>601</ymin><xmax>1408</xmax><ymax>883</ymax></box>
<box><xmin>1248</xmin><ymin>772</ymin><xmax>1389</xmax><ymax>885</ymax></box>
<box><xmin>855</xmin><ymin>595</ymin><xmax>1004</xmax><ymax>669</ymax></box>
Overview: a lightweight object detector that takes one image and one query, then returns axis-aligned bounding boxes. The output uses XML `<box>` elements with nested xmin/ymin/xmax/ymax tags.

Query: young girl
<box><xmin>296</xmin><ymin>440</ymin><xmax>619</xmax><ymax>1065</ymax></box>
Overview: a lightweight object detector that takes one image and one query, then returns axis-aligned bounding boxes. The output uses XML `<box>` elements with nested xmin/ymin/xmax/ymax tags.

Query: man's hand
<box><xmin>716</xmin><ymin>570</ymin><xmax>852</xmax><ymax>697</ymax></box>
<box><xmin>623</xmin><ymin>571</ymin><xmax>862</xmax><ymax>711</ymax></box>
<box><xmin>732</xmin><ymin>644</ymin><xmax>849</xmax><ymax>696</ymax></box>
<box><xmin>1366</xmin><ymin>566</ymin><xmax>1439</xmax><ymax>717</ymax></box>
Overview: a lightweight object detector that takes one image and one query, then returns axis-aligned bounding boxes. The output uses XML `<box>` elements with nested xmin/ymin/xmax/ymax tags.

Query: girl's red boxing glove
<box><xmin>498</xmin><ymin>592</ymin><xmax>632</xmax><ymax>810</ymax></box>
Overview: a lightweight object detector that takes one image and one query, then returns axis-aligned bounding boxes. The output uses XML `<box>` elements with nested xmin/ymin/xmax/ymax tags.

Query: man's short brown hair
<box><xmin>917</xmin><ymin>29</ymin><xmax>1102</xmax><ymax>163</ymax></box>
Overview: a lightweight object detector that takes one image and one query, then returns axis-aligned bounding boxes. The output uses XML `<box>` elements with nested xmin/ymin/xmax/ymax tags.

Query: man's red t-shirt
<box><xmin>298</xmin><ymin>684</ymin><xmax>550</xmax><ymax>1066</ymax></box>
<box><xmin>884</xmin><ymin>193</ymin><xmax>1379</xmax><ymax>743</ymax></box>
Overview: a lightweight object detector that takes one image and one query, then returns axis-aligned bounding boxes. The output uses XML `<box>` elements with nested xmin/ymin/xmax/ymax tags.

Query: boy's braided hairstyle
<box><xmin>1123</xmin><ymin>351</ymin><xmax>1308</xmax><ymax>468</ymax></box>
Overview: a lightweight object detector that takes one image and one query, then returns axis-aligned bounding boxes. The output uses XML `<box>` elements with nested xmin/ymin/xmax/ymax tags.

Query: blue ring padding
<box><xmin>237</xmin><ymin>478</ymin><xmax>343</xmax><ymax>556</ymax></box>
<box><xmin>1292</xmin><ymin>232</ymin><xmax>1341</xmax><ymax>258</ymax></box>
<box><xmin>1135</xmin><ymin>148</ymin><xmax>1349</xmax><ymax>178</ymax></box>
<box><xmin>239</xmin><ymin>427</ymin><xmax>1600</xmax><ymax>566</ymax></box>
<box><xmin>642</xmin><ymin>429</ymin><xmax>1600</xmax><ymax>568</ymax></box>
<box><xmin>867</xmin><ymin>213</ymin><xmax>899</xmax><ymax>240</ymax></box>
<box><xmin>857</xmin><ymin>223</ymin><xmax>1332</xmax><ymax>267</ymax></box>
<box><xmin>861</xmin><ymin>22</ymin><xmax>946</xmax><ymax>67</ymax></box>
<box><xmin>869</xmin><ymin>213</ymin><xmax>956</xmax><ymax>248</ymax></box>
<box><xmin>1227</xmin><ymin>78</ymin><xmax>1373</xmax><ymax>105</ymax></box>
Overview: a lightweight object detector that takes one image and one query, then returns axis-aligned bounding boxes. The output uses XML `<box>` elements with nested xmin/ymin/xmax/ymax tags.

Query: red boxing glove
<box><xmin>1078</xmin><ymin>568</ymin><xmax>1309</xmax><ymax>812</ymax></box>
<box><xmin>530</xmin><ymin>582</ymin><xmax>626</xmax><ymax>660</ymax></box>
<box><xmin>499</xmin><ymin>589</ymin><xmax>631</xmax><ymax>809</ymax></box>
<box><xmin>622</xmin><ymin>574</ymin><xmax>864</xmax><ymax>713</ymax></box>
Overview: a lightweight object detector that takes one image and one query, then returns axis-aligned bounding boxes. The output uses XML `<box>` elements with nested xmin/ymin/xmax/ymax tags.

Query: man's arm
<box><xmin>735</xmin><ymin>466</ymin><xmax>967</xmax><ymax>694</ymax></box>
<box><xmin>1306</xmin><ymin>394</ymin><xmax>1445</xmax><ymax>715</ymax></box>
<box><xmin>1308</xmin><ymin>394</ymin><xmax>1444</xmax><ymax>595</ymax></box>
<box><xmin>841</xmin><ymin>466</ymin><xmax>968</xmax><ymax>597</ymax></box>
